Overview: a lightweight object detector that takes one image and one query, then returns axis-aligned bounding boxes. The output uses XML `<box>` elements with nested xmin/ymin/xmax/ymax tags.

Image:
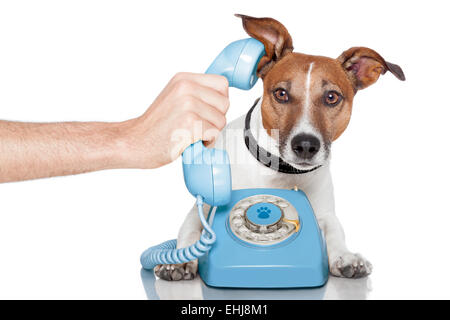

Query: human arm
<box><xmin>0</xmin><ymin>72</ymin><xmax>229</xmax><ymax>183</ymax></box>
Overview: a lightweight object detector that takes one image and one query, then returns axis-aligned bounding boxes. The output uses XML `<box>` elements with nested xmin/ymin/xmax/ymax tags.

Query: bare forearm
<box><xmin>0</xmin><ymin>73</ymin><xmax>229</xmax><ymax>183</ymax></box>
<box><xmin>0</xmin><ymin>120</ymin><xmax>128</xmax><ymax>182</ymax></box>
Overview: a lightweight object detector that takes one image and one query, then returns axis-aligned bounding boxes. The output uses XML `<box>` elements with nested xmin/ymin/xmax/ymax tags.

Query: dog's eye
<box><xmin>273</xmin><ymin>88</ymin><xmax>289</xmax><ymax>103</ymax></box>
<box><xmin>323</xmin><ymin>91</ymin><xmax>343</xmax><ymax>107</ymax></box>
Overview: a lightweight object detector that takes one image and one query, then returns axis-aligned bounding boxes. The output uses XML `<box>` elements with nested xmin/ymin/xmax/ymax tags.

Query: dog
<box><xmin>155</xmin><ymin>14</ymin><xmax>405</xmax><ymax>280</ymax></box>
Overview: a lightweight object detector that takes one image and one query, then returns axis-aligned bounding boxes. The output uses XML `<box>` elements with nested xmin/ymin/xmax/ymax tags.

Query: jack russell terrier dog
<box><xmin>155</xmin><ymin>14</ymin><xmax>405</xmax><ymax>280</ymax></box>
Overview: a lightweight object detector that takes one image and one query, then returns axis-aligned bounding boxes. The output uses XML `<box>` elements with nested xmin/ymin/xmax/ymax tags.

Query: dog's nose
<box><xmin>291</xmin><ymin>134</ymin><xmax>321</xmax><ymax>159</ymax></box>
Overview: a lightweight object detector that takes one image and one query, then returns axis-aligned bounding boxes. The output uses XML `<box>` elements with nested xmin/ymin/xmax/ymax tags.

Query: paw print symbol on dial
<box><xmin>245</xmin><ymin>202</ymin><xmax>282</xmax><ymax>227</ymax></box>
<box><xmin>257</xmin><ymin>206</ymin><xmax>271</xmax><ymax>219</ymax></box>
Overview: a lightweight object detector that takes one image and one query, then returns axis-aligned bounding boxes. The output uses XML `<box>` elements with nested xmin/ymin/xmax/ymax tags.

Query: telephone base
<box><xmin>198</xmin><ymin>188</ymin><xmax>328</xmax><ymax>288</ymax></box>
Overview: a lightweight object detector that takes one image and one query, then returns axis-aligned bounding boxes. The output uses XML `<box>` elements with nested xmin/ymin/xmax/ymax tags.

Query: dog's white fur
<box><xmin>281</xmin><ymin>62</ymin><xmax>328</xmax><ymax>167</ymax></box>
<box><xmin>171</xmin><ymin>95</ymin><xmax>372</xmax><ymax>279</ymax></box>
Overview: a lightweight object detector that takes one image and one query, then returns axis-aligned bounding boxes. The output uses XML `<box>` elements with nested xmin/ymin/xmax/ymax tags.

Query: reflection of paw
<box><xmin>154</xmin><ymin>261</ymin><xmax>197</xmax><ymax>281</ymax></box>
<box><xmin>324</xmin><ymin>276</ymin><xmax>372</xmax><ymax>300</ymax></box>
<box><xmin>330</xmin><ymin>253</ymin><xmax>372</xmax><ymax>278</ymax></box>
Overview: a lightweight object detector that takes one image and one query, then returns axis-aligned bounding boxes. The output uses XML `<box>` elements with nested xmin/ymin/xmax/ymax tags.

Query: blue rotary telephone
<box><xmin>140</xmin><ymin>38</ymin><xmax>329</xmax><ymax>288</ymax></box>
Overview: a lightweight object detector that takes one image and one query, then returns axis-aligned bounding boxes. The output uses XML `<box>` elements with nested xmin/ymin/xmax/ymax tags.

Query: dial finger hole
<box><xmin>277</xmin><ymin>201</ymin><xmax>289</xmax><ymax>208</ymax></box>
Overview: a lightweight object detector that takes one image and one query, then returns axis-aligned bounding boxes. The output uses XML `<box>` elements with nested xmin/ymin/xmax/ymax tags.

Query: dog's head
<box><xmin>237</xmin><ymin>14</ymin><xmax>405</xmax><ymax>171</ymax></box>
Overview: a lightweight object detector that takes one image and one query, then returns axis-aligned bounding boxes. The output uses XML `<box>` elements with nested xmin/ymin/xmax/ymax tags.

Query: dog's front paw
<box><xmin>330</xmin><ymin>253</ymin><xmax>372</xmax><ymax>278</ymax></box>
<box><xmin>154</xmin><ymin>261</ymin><xmax>197</xmax><ymax>281</ymax></box>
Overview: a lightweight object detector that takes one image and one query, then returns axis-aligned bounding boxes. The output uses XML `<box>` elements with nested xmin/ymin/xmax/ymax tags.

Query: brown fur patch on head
<box><xmin>308</xmin><ymin>56</ymin><xmax>355</xmax><ymax>141</ymax></box>
<box><xmin>260</xmin><ymin>53</ymin><xmax>355</xmax><ymax>147</ymax></box>
<box><xmin>260</xmin><ymin>53</ymin><xmax>307</xmax><ymax>145</ymax></box>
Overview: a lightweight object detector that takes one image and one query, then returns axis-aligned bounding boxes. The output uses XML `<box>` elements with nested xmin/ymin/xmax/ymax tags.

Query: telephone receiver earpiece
<box><xmin>206</xmin><ymin>38</ymin><xmax>265</xmax><ymax>90</ymax></box>
<box><xmin>182</xmin><ymin>38</ymin><xmax>265</xmax><ymax>206</ymax></box>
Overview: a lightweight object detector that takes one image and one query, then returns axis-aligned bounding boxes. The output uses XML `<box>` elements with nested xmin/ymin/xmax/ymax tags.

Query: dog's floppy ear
<box><xmin>338</xmin><ymin>47</ymin><xmax>405</xmax><ymax>91</ymax></box>
<box><xmin>236</xmin><ymin>14</ymin><xmax>293</xmax><ymax>78</ymax></box>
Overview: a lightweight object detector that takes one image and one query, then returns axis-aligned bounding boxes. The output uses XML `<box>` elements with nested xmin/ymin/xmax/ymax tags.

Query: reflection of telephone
<box><xmin>140</xmin><ymin>38</ymin><xmax>328</xmax><ymax>288</ymax></box>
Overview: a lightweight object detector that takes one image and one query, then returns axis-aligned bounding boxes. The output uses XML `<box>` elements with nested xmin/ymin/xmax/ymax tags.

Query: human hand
<box><xmin>120</xmin><ymin>72</ymin><xmax>230</xmax><ymax>169</ymax></box>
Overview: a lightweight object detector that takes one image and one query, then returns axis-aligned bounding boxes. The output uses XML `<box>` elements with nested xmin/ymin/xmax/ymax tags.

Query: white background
<box><xmin>0</xmin><ymin>0</ymin><xmax>449</xmax><ymax>299</ymax></box>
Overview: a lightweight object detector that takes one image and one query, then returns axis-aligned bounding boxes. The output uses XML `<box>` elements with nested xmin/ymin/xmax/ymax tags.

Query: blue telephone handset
<box><xmin>182</xmin><ymin>38</ymin><xmax>265</xmax><ymax>206</ymax></box>
<box><xmin>140</xmin><ymin>39</ymin><xmax>329</xmax><ymax>288</ymax></box>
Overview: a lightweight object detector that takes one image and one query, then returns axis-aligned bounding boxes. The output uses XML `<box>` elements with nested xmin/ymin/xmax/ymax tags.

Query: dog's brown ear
<box><xmin>338</xmin><ymin>47</ymin><xmax>405</xmax><ymax>91</ymax></box>
<box><xmin>236</xmin><ymin>14</ymin><xmax>293</xmax><ymax>78</ymax></box>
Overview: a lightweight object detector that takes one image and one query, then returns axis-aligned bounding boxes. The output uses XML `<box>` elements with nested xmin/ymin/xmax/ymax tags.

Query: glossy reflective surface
<box><xmin>141</xmin><ymin>269</ymin><xmax>371</xmax><ymax>300</ymax></box>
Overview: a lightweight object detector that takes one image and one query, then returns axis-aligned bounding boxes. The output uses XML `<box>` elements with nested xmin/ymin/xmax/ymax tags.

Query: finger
<box><xmin>191</xmin><ymin>84</ymin><xmax>230</xmax><ymax>114</ymax></box>
<box><xmin>200</xmin><ymin>120</ymin><xmax>221</xmax><ymax>144</ymax></box>
<box><xmin>169</xmin><ymin>118</ymin><xmax>219</xmax><ymax>161</ymax></box>
<box><xmin>184</xmin><ymin>96</ymin><xmax>226</xmax><ymax>131</ymax></box>
<box><xmin>177</xmin><ymin>119</ymin><xmax>220</xmax><ymax>152</ymax></box>
<box><xmin>173</xmin><ymin>72</ymin><xmax>229</xmax><ymax>97</ymax></box>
